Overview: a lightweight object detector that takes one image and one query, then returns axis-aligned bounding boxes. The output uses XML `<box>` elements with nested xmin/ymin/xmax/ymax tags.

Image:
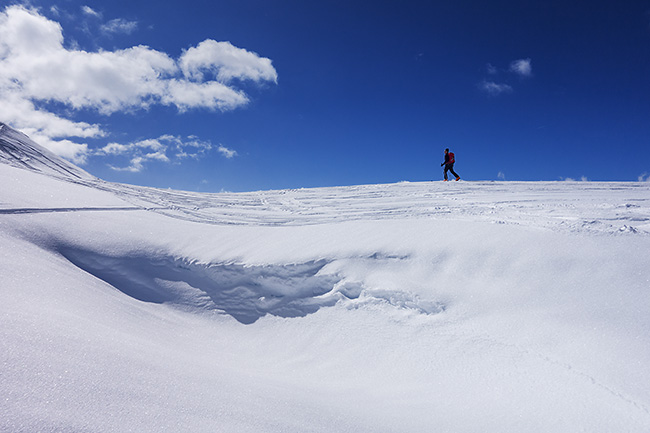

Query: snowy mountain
<box><xmin>1</xmin><ymin>125</ymin><xmax>650</xmax><ymax>432</ymax></box>
<box><xmin>0</xmin><ymin>122</ymin><xmax>94</xmax><ymax>181</ymax></box>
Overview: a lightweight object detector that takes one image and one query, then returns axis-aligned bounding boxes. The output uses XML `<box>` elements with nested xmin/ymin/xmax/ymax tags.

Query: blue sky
<box><xmin>1</xmin><ymin>0</ymin><xmax>649</xmax><ymax>191</ymax></box>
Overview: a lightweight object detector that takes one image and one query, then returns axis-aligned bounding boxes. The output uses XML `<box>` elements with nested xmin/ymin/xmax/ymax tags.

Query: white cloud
<box><xmin>110</xmin><ymin>156</ymin><xmax>145</xmax><ymax>173</ymax></box>
<box><xmin>479</xmin><ymin>81</ymin><xmax>513</xmax><ymax>96</ymax></box>
<box><xmin>479</xmin><ymin>58</ymin><xmax>533</xmax><ymax>96</ymax></box>
<box><xmin>134</xmin><ymin>139</ymin><xmax>166</xmax><ymax>152</ymax></box>
<box><xmin>28</xmin><ymin>132</ymin><xmax>89</xmax><ymax>164</ymax></box>
<box><xmin>98</xmin><ymin>138</ymin><xmax>166</xmax><ymax>156</ymax></box>
<box><xmin>0</xmin><ymin>5</ymin><xmax>277</xmax><ymax>163</ymax></box>
<box><xmin>217</xmin><ymin>144</ymin><xmax>238</xmax><ymax>159</ymax></box>
<box><xmin>143</xmin><ymin>151</ymin><xmax>169</xmax><ymax>162</ymax></box>
<box><xmin>1</xmin><ymin>93</ymin><xmax>104</xmax><ymax>137</ymax></box>
<box><xmin>101</xmin><ymin>135</ymin><xmax>216</xmax><ymax>172</ymax></box>
<box><xmin>98</xmin><ymin>142</ymin><xmax>130</xmax><ymax>155</ymax></box>
<box><xmin>81</xmin><ymin>6</ymin><xmax>101</xmax><ymax>18</ymax></box>
<box><xmin>510</xmin><ymin>58</ymin><xmax>532</xmax><ymax>77</ymax></box>
<box><xmin>101</xmin><ymin>18</ymin><xmax>137</xmax><ymax>35</ymax></box>
<box><xmin>497</xmin><ymin>171</ymin><xmax>506</xmax><ymax>180</ymax></box>
<box><xmin>163</xmin><ymin>79</ymin><xmax>249</xmax><ymax>112</ymax></box>
<box><xmin>180</xmin><ymin>40</ymin><xmax>278</xmax><ymax>83</ymax></box>
<box><xmin>638</xmin><ymin>173</ymin><xmax>650</xmax><ymax>182</ymax></box>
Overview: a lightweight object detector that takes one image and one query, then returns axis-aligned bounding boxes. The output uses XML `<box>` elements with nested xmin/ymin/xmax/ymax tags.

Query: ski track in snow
<box><xmin>0</xmin><ymin>206</ymin><xmax>145</xmax><ymax>214</ymax></box>
<box><xmin>42</xmin><ymin>178</ymin><xmax>650</xmax><ymax>236</ymax></box>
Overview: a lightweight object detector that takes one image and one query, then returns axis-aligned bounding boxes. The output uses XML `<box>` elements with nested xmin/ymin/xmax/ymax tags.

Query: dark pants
<box><xmin>444</xmin><ymin>163</ymin><xmax>459</xmax><ymax>180</ymax></box>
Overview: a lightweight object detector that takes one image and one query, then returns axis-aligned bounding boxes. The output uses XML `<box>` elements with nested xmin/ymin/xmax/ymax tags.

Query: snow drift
<box><xmin>1</xmin><ymin>123</ymin><xmax>650</xmax><ymax>432</ymax></box>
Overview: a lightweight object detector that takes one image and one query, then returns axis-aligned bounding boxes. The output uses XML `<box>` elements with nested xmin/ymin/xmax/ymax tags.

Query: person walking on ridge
<box><xmin>441</xmin><ymin>148</ymin><xmax>460</xmax><ymax>181</ymax></box>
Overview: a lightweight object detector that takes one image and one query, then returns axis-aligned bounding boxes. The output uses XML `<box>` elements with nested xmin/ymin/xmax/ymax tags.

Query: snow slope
<box><xmin>0</xmin><ymin>123</ymin><xmax>94</xmax><ymax>182</ymax></box>
<box><xmin>1</xmin><ymin>126</ymin><xmax>650</xmax><ymax>432</ymax></box>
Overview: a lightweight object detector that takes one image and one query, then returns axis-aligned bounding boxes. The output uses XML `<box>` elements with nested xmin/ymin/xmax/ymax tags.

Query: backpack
<box><xmin>449</xmin><ymin>152</ymin><xmax>455</xmax><ymax>163</ymax></box>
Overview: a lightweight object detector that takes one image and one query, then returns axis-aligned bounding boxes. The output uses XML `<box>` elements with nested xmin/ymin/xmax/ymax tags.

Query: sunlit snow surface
<box><xmin>1</xmin><ymin>159</ymin><xmax>650</xmax><ymax>432</ymax></box>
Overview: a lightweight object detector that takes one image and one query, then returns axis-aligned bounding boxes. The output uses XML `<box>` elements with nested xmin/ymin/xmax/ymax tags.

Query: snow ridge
<box><xmin>0</xmin><ymin>122</ymin><xmax>94</xmax><ymax>181</ymax></box>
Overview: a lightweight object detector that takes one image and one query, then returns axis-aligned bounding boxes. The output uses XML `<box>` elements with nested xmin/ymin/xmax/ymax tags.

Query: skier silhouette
<box><xmin>441</xmin><ymin>148</ymin><xmax>460</xmax><ymax>181</ymax></box>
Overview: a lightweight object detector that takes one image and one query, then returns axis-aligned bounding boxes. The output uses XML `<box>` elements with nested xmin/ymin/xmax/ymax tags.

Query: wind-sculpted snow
<box><xmin>60</xmin><ymin>247</ymin><xmax>444</xmax><ymax>324</ymax></box>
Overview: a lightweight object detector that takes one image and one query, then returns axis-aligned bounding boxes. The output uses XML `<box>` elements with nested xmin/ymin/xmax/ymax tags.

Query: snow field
<box><xmin>1</xmin><ymin>162</ymin><xmax>650</xmax><ymax>432</ymax></box>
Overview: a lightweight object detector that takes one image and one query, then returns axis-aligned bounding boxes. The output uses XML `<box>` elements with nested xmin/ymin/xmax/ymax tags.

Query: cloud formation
<box><xmin>217</xmin><ymin>144</ymin><xmax>238</xmax><ymax>159</ymax></box>
<box><xmin>479</xmin><ymin>81</ymin><xmax>513</xmax><ymax>96</ymax></box>
<box><xmin>510</xmin><ymin>58</ymin><xmax>533</xmax><ymax>77</ymax></box>
<box><xmin>0</xmin><ymin>5</ymin><xmax>277</xmax><ymax>163</ymax></box>
<box><xmin>81</xmin><ymin>5</ymin><xmax>101</xmax><ymax>18</ymax></box>
<box><xmin>180</xmin><ymin>40</ymin><xmax>278</xmax><ymax>84</ymax></box>
<box><xmin>101</xmin><ymin>18</ymin><xmax>138</xmax><ymax>35</ymax></box>
<box><xmin>98</xmin><ymin>134</ymin><xmax>220</xmax><ymax>172</ymax></box>
<box><xmin>479</xmin><ymin>58</ymin><xmax>533</xmax><ymax>96</ymax></box>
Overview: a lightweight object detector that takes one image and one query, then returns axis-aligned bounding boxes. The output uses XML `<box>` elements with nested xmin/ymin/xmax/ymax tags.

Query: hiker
<box><xmin>441</xmin><ymin>148</ymin><xmax>460</xmax><ymax>181</ymax></box>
